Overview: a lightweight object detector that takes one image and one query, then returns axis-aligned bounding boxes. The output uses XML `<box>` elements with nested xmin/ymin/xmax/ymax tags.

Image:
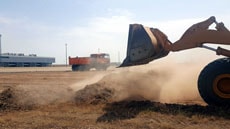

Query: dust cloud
<box><xmin>70</xmin><ymin>73</ymin><xmax>110</xmax><ymax>91</ymax></box>
<box><xmin>99</xmin><ymin>62</ymin><xmax>203</xmax><ymax>103</ymax></box>
<box><xmin>0</xmin><ymin>84</ymin><xmax>75</xmax><ymax>109</ymax></box>
<box><xmin>74</xmin><ymin>55</ymin><xmax>217</xmax><ymax>105</ymax></box>
<box><xmin>13</xmin><ymin>84</ymin><xmax>74</xmax><ymax>106</ymax></box>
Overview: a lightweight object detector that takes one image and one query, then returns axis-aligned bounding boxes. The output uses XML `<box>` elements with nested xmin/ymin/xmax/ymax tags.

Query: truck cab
<box><xmin>69</xmin><ymin>53</ymin><xmax>110</xmax><ymax>71</ymax></box>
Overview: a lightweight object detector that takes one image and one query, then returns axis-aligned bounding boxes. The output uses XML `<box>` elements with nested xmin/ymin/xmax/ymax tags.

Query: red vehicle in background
<box><xmin>69</xmin><ymin>53</ymin><xmax>110</xmax><ymax>71</ymax></box>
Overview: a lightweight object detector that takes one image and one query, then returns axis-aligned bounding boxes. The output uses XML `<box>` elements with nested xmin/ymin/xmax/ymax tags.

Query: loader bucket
<box><xmin>120</xmin><ymin>24</ymin><xmax>170</xmax><ymax>67</ymax></box>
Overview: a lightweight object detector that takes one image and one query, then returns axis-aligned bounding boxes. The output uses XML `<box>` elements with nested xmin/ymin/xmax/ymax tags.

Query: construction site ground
<box><xmin>0</xmin><ymin>65</ymin><xmax>229</xmax><ymax>129</ymax></box>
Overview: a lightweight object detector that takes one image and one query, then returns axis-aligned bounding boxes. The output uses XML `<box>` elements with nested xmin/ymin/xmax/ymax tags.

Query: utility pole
<box><xmin>65</xmin><ymin>43</ymin><xmax>67</xmax><ymax>66</ymax></box>
<box><xmin>118</xmin><ymin>51</ymin><xmax>120</xmax><ymax>63</ymax></box>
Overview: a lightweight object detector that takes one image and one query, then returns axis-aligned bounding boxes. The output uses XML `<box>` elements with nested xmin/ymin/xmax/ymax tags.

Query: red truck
<box><xmin>69</xmin><ymin>53</ymin><xmax>110</xmax><ymax>71</ymax></box>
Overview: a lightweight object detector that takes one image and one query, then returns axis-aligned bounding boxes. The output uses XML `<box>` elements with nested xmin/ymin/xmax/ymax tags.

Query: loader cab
<box><xmin>90</xmin><ymin>53</ymin><xmax>110</xmax><ymax>70</ymax></box>
<box><xmin>103</xmin><ymin>53</ymin><xmax>110</xmax><ymax>59</ymax></box>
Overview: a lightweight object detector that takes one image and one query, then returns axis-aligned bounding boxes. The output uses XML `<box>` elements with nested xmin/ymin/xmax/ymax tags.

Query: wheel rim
<box><xmin>213</xmin><ymin>74</ymin><xmax>230</xmax><ymax>98</ymax></box>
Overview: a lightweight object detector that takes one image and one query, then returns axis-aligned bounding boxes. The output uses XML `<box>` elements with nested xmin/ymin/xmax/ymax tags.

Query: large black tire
<box><xmin>72</xmin><ymin>65</ymin><xmax>80</xmax><ymax>71</ymax></box>
<box><xmin>198</xmin><ymin>58</ymin><xmax>230</xmax><ymax>106</ymax></box>
<box><xmin>72</xmin><ymin>65</ymin><xmax>90</xmax><ymax>71</ymax></box>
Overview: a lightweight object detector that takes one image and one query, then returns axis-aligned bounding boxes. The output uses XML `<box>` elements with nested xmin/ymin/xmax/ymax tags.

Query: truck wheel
<box><xmin>198</xmin><ymin>58</ymin><xmax>230</xmax><ymax>106</ymax></box>
<box><xmin>72</xmin><ymin>65</ymin><xmax>80</xmax><ymax>71</ymax></box>
<box><xmin>79</xmin><ymin>65</ymin><xmax>90</xmax><ymax>71</ymax></box>
<box><xmin>72</xmin><ymin>65</ymin><xmax>90</xmax><ymax>71</ymax></box>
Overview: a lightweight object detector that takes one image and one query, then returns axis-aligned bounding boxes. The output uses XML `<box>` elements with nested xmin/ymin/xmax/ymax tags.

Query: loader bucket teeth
<box><xmin>120</xmin><ymin>24</ymin><xmax>169</xmax><ymax>67</ymax></box>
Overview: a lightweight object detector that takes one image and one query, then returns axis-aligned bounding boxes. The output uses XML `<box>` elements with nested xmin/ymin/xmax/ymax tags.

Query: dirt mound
<box><xmin>75</xmin><ymin>84</ymin><xmax>115</xmax><ymax>104</ymax></box>
<box><xmin>0</xmin><ymin>87</ymin><xmax>24</xmax><ymax>111</ymax></box>
<box><xmin>97</xmin><ymin>100</ymin><xmax>230</xmax><ymax>122</ymax></box>
<box><xmin>73</xmin><ymin>71</ymin><xmax>154</xmax><ymax>105</ymax></box>
<box><xmin>0</xmin><ymin>87</ymin><xmax>15</xmax><ymax>110</ymax></box>
<box><xmin>0</xmin><ymin>86</ymin><xmax>42</xmax><ymax>111</ymax></box>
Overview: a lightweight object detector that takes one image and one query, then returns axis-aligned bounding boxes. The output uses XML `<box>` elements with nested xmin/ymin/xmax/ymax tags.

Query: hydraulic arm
<box><xmin>167</xmin><ymin>16</ymin><xmax>230</xmax><ymax>56</ymax></box>
<box><xmin>120</xmin><ymin>16</ymin><xmax>230</xmax><ymax>67</ymax></box>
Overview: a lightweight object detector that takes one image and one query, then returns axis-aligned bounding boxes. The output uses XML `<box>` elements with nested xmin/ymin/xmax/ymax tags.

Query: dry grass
<box><xmin>0</xmin><ymin>67</ymin><xmax>229</xmax><ymax>129</ymax></box>
<box><xmin>0</xmin><ymin>102</ymin><xmax>229</xmax><ymax>129</ymax></box>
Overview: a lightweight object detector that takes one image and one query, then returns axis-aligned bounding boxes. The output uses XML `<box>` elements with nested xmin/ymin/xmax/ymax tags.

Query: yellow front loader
<box><xmin>120</xmin><ymin>16</ymin><xmax>230</xmax><ymax>106</ymax></box>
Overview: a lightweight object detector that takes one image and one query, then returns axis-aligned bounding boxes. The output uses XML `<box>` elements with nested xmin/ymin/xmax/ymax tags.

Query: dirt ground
<box><xmin>0</xmin><ymin>65</ymin><xmax>229</xmax><ymax>129</ymax></box>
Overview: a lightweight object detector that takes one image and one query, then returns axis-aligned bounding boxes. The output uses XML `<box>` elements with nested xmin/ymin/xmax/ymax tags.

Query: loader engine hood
<box><xmin>120</xmin><ymin>24</ymin><xmax>170</xmax><ymax>67</ymax></box>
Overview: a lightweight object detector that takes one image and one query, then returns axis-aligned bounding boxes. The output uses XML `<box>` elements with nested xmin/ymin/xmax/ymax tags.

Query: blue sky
<box><xmin>0</xmin><ymin>0</ymin><xmax>230</xmax><ymax>64</ymax></box>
